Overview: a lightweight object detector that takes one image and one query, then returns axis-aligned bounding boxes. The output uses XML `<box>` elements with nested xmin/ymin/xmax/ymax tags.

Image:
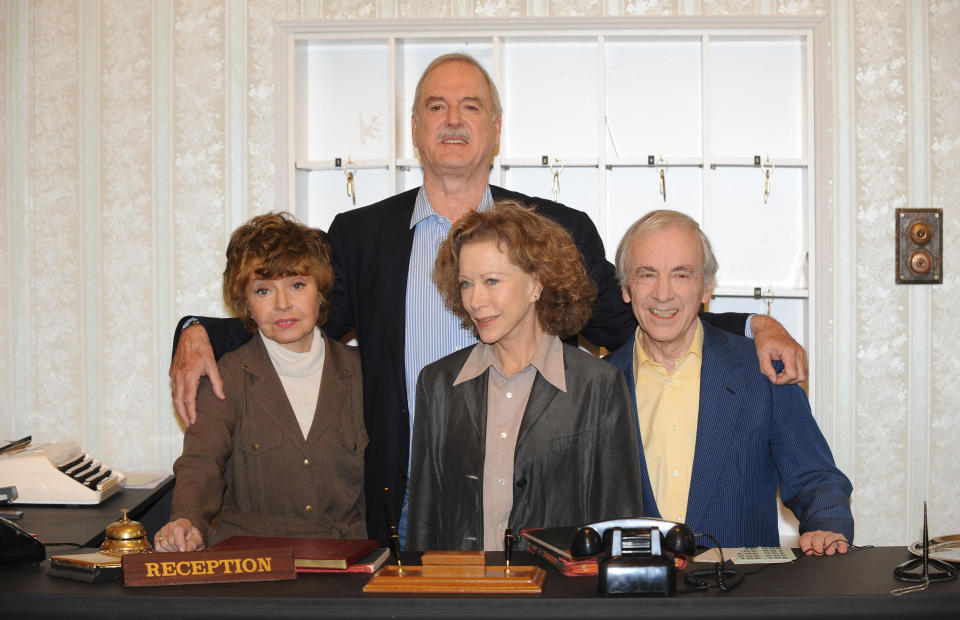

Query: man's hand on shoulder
<box><xmin>799</xmin><ymin>530</ymin><xmax>849</xmax><ymax>556</ymax></box>
<box><xmin>750</xmin><ymin>314</ymin><xmax>808</xmax><ymax>385</ymax></box>
<box><xmin>169</xmin><ymin>324</ymin><xmax>224</xmax><ymax>427</ymax></box>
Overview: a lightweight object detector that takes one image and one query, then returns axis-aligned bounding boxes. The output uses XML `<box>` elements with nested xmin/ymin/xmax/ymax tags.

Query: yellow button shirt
<box><xmin>632</xmin><ymin>320</ymin><xmax>704</xmax><ymax>524</ymax></box>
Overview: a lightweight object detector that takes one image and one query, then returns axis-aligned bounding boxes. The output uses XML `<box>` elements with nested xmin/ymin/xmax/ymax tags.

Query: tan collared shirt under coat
<box><xmin>454</xmin><ymin>334</ymin><xmax>566</xmax><ymax>550</ymax></box>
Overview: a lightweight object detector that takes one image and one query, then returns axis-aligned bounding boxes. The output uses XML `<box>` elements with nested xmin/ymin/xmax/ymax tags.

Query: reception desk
<box><xmin>2</xmin><ymin>545</ymin><xmax>957</xmax><ymax>619</ymax></box>
<box><xmin>3</xmin><ymin>482</ymin><xmax>956</xmax><ymax>619</ymax></box>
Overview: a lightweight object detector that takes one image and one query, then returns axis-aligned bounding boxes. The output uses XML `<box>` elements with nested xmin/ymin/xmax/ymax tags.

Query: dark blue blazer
<box><xmin>606</xmin><ymin>321</ymin><xmax>854</xmax><ymax>547</ymax></box>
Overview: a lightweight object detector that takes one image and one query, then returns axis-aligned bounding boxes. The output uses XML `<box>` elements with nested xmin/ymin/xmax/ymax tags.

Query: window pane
<box><xmin>708</xmin><ymin>36</ymin><xmax>805</xmax><ymax>159</ymax></box>
<box><xmin>605</xmin><ymin>37</ymin><xmax>701</xmax><ymax>159</ymax></box>
<box><xmin>502</xmin><ymin>38</ymin><xmax>598</xmax><ymax>158</ymax></box>
<box><xmin>298</xmin><ymin>41</ymin><xmax>390</xmax><ymax>161</ymax></box>
<box><xmin>299</xmin><ymin>168</ymin><xmax>391</xmax><ymax>232</ymax></box>
<box><xmin>502</xmin><ymin>167</ymin><xmax>600</xmax><ymax>227</ymax></box>
<box><xmin>707</xmin><ymin>166</ymin><xmax>806</xmax><ymax>288</ymax></box>
<box><xmin>397</xmin><ymin>167</ymin><xmax>424</xmax><ymax>194</ymax></box>
<box><xmin>708</xmin><ymin>296</ymin><xmax>806</xmax><ymax>347</ymax></box>
<box><xmin>606</xmin><ymin>167</ymin><xmax>702</xmax><ymax>263</ymax></box>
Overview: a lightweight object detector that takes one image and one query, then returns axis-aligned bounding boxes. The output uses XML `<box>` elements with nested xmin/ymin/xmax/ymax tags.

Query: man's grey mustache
<box><xmin>439</xmin><ymin>129</ymin><xmax>470</xmax><ymax>141</ymax></box>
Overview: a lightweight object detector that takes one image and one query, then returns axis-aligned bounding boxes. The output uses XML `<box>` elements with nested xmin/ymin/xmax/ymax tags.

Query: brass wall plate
<box><xmin>896</xmin><ymin>208</ymin><xmax>942</xmax><ymax>284</ymax></box>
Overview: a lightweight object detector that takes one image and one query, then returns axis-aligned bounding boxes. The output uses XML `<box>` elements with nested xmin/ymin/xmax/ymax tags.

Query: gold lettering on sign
<box><xmin>140</xmin><ymin>555</ymin><xmax>277</xmax><ymax>578</ymax></box>
<box><xmin>123</xmin><ymin>547</ymin><xmax>293</xmax><ymax>587</ymax></box>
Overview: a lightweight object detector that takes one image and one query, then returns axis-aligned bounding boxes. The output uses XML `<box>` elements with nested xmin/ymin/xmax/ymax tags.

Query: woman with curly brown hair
<box><xmin>154</xmin><ymin>213</ymin><xmax>366</xmax><ymax>552</ymax></box>
<box><xmin>407</xmin><ymin>201</ymin><xmax>643</xmax><ymax>551</ymax></box>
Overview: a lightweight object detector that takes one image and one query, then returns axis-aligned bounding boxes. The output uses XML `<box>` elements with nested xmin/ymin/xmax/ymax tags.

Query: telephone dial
<box><xmin>570</xmin><ymin>517</ymin><xmax>696</xmax><ymax>596</ymax></box>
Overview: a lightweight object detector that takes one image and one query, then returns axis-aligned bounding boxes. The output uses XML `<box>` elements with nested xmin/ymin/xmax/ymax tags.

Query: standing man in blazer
<box><xmin>607</xmin><ymin>210</ymin><xmax>853</xmax><ymax>554</ymax></box>
<box><xmin>170</xmin><ymin>54</ymin><xmax>807</xmax><ymax>543</ymax></box>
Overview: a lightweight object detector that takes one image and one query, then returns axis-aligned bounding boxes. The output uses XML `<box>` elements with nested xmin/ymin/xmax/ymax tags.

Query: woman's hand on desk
<box><xmin>154</xmin><ymin>518</ymin><xmax>205</xmax><ymax>553</ymax></box>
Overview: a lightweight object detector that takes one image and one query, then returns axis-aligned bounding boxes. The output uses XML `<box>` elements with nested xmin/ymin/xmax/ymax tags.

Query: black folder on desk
<box><xmin>48</xmin><ymin>551</ymin><xmax>123</xmax><ymax>583</ymax></box>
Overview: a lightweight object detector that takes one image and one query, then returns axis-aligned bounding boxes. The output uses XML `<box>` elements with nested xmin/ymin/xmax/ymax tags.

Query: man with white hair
<box><xmin>608</xmin><ymin>209</ymin><xmax>853</xmax><ymax>555</ymax></box>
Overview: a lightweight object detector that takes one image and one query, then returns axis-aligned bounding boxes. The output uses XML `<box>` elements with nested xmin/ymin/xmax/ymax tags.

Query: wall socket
<box><xmin>896</xmin><ymin>208</ymin><xmax>942</xmax><ymax>284</ymax></box>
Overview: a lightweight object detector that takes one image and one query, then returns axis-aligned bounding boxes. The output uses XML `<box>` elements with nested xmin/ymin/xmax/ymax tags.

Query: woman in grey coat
<box><xmin>407</xmin><ymin>201</ymin><xmax>643</xmax><ymax>552</ymax></box>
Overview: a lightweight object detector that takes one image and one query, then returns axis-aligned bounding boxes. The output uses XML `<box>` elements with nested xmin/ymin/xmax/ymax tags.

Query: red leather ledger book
<box><xmin>521</xmin><ymin>527</ymin><xmax>598</xmax><ymax>577</ymax></box>
<box><xmin>210</xmin><ymin>536</ymin><xmax>378</xmax><ymax>570</ymax></box>
<box><xmin>297</xmin><ymin>547</ymin><xmax>390</xmax><ymax>574</ymax></box>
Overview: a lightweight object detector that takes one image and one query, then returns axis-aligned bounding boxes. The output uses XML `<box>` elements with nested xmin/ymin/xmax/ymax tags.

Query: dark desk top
<box><xmin>15</xmin><ymin>476</ymin><xmax>174</xmax><ymax>547</ymax></box>
<box><xmin>1</xmin><ymin>546</ymin><xmax>957</xmax><ymax>620</ymax></box>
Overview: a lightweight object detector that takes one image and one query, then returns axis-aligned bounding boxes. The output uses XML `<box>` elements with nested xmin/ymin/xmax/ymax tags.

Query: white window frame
<box><xmin>272</xmin><ymin>16</ymin><xmax>831</xmax><ymax>415</ymax></box>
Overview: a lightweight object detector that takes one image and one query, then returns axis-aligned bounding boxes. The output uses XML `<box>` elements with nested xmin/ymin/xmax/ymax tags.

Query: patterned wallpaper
<box><xmin>29</xmin><ymin>2</ymin><xmax>84</xmax><ymax>453</ymax></box>
<box><xmin>853</xmin><ymin>0</ymin><xmax>910</xmax><ymax>545</ymax></box>
<box><xmin>1</xmin><ymin>0</ymin><xmax>957</xmax><ymax>546</ymax></box>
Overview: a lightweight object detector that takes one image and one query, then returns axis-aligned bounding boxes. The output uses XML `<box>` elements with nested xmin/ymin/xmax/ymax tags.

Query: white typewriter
<box><xmin>0</xmin><ymin>440</ymin><xmax>126</xmax><ymax>505</ymax></box>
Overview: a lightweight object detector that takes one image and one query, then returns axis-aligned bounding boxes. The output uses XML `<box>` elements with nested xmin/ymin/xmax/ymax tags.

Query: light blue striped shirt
<box><xmin>404</xmin><ymin>186</ymin><xmax>493</xmax><ymax>445</ymax></box>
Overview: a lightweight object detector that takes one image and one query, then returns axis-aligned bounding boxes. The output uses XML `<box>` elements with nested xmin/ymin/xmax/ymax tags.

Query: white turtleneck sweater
<box><xmin>260</xmin><ymin>327</ymin><xmax>326</xmax><ymax>440</ymax></box>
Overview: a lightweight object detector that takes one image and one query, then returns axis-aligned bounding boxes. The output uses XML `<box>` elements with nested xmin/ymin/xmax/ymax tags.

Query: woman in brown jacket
<box><xmin>154</xmin><ymin>213</ymin><xmax>367</xmax><ymax>552</ymax></box>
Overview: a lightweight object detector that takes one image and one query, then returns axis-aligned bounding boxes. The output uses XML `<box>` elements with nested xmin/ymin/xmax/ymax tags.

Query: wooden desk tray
<box><xmin>363</xmin><ymin>565</ymin><xmax>546</xmax><ymax>594</ymax></box>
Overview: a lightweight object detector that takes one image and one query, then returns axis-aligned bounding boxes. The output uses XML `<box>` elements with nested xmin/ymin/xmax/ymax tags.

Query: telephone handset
<box><xmin>570</xmin><ymin>517</ymin><xmax>696</xmax><ymax>597</ymax></box>
<box><xmin>571</xmin><ymin>517</ymin><xmax>696</xmax><ymax>561</ymax></box>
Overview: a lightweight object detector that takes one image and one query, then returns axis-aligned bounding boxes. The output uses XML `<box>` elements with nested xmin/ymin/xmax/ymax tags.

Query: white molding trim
<box><xmin>376</xmin><ymin>0</ymin><xmax>397</xmax><ymax>20</ymax></box>
<box><xmin>152</xmin><ymin>0</ymin><xmax>177</xmax><ymax>463</ymax></box>
<box><xmin>811</xmin><ymin>13</ymin><xmax>832</xmax><ymax>433</ymax></box>
<box><xmin>302</xmin><ymin>0</ymin><xmax>321</xmax><ymax>19</ymax></box>
<box><xmin>81</xmin><ymin>0</ymin><xmax>102</xmax><ymax>454</ymax></box>
<box><xmin>273</xmin><ymin>16</ymin><xmax>824</xmax><ymax>37</ymax></box>
<box><xmin>8</xmin><ymin>0</ymin><xmax>31</xmax><ymax>439</ymax></box>
<box><xmin>831</xmin><ymin>0</ymin><xmax>856</xmax><ymax>477</ymax></box>
<box><xmin>604</xmin><ymin>0</ymin><xmax>624</xmax><ymax>17</ymax></box>
<box><xmin>680</xmin><ymin>1</ymin><xmax>699</xmax><ymax>17</ymax></box>
<box><xmin>527</xmin><ymin>0</ymin><xmax>549</xmax><ymax>17</ymax></box>
<box><xmin>805</xmin><ymin>23</ymin><xmax>818</xmax><ymax>411</ymax></box>
<box><xmin>905</xmin><ymin>0</ymin><xmax>931</xmax><ymax>541</ymax></box>
<box><xmin>273</xmin><ymin>17</ymin><xmax>294</xmax><ymax>215</ymax></box>
<box><xmin>226</xmin><ymin>0</ymin><xmax>248</xmax><ymax>233</ymax></box>
<box><xmin>452</xmin><ymin>0</ymin><xmax>472</xmax><ymax>19</ymax></box>
<box><xmin>596</xmin><ymin>34</ymin><xmax>608</xmax><ymax>243</ymax></box>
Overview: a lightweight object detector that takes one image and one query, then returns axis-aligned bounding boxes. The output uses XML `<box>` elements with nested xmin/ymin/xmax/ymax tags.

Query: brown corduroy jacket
<box><xmin>171</xmin><ymin>331</ymin><xmax>367</xmax><ymax>545</ymax></box>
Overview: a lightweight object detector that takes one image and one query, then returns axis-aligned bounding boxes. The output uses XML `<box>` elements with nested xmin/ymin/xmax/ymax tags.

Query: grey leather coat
<box><xmin>407</xmin><ymin>343</ymin><xmax>644</xmax><ymax>551</ymax></box>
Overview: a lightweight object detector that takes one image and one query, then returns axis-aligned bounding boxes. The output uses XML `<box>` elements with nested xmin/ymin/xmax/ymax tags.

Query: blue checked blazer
<box><xmin>606</xmin><ymin>321</ymin><xmax>854</xmax><ymax>547</ymax></box>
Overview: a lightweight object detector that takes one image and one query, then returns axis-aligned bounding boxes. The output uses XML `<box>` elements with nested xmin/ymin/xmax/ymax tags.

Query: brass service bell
<box><xmin>100</xmin><ymin>509</ymin><xmax>153</xmax><ymax>555</ymax></box>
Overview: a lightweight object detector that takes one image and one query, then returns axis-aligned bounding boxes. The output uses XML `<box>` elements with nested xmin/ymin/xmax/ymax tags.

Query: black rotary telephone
<box><xmin>570</xmin><ymin>517</ymin><xmax>696</xmax><ymax>596</ymax></box>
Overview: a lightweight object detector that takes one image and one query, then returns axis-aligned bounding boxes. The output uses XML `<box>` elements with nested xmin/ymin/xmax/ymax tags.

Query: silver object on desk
<box><xmin>909</xmin><ymin>534</ymin><xmax>960</xmax><ymax>564</ymax></box>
